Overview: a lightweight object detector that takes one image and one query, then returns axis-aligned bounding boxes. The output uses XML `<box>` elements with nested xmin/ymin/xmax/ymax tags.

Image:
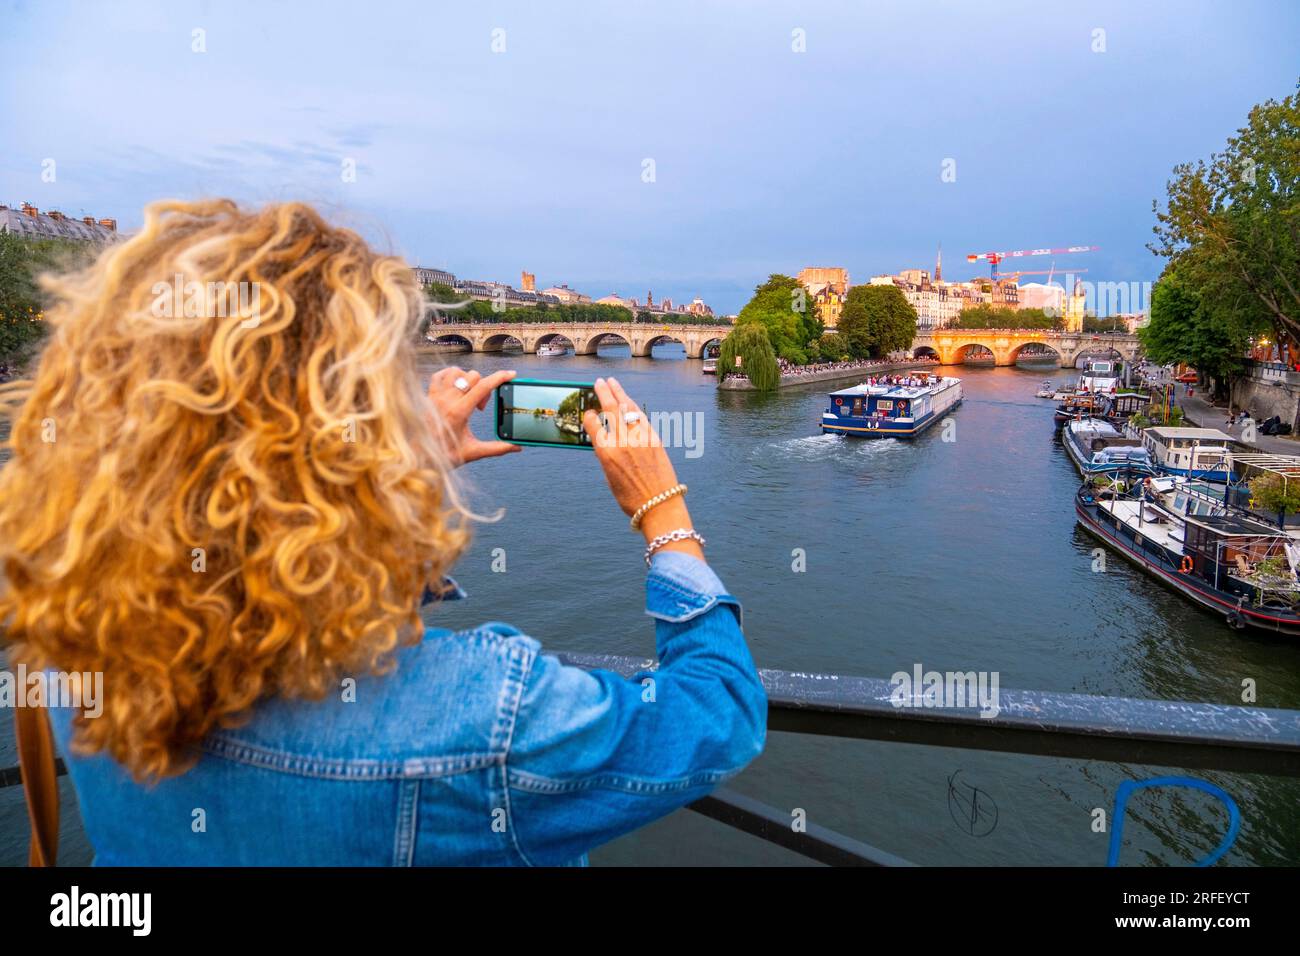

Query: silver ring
<box><xmin>453</xmin><ymin>376</ymin><xmax>470</xmax><ymax>392</ymax></box>
<box><xmin>623</xmin><ymin>411</ymin><xmax>642</xmax><ymax>425</ymax></box>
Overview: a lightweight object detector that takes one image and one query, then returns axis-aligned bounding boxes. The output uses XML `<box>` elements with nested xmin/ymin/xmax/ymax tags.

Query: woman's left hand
<box><xmin>428</xmin><ymin>367</ymin><xmax>521</xmax><ymax>466</ymax></box>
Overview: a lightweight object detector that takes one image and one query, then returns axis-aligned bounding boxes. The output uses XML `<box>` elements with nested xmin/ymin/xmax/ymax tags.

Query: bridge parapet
<box><xmin>429</xmin><ymin>321</ymin><xmax>734</xmax><ymax>358</ymax></box>
<box><xmin>914</xmin><ymin>329</ymin><xmax>1142</xmax><ymax>367</ymax></box>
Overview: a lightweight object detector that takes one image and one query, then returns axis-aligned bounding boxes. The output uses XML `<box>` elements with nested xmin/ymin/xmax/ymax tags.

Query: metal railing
<box><xmin>7</xmin><ymin>652</ymin><xmax>1300</xmax><ymax>866</ymax></box>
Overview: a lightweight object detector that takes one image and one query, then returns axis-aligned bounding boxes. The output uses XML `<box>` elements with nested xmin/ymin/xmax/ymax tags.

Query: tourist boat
<box><xmin>702</xmin><ymin>357</ymin><xmax>717</xmax><ymax>375</ymax></box>
<box><xmin>1075</xmin><ymin>473</ymin><xmax>1300</xmax><ymax>635</ymax></box>
<box><xmin>1062</xmin><ymin>418</ymin><xmax>1155</xmax><ymax>476</ymax></box>
<box><xmin>1141</xmin><ymin>426</ymin><xmax>1235</xmax><ymax>482</ymax></box>
<box><xmin>537</xmin><ymin>342</ymin><xmax>567</xmax><ymax>357</ymax></box>
<box><xmin>821</xmin><ymin>375</ymin><xmax>962</xmax><ymax>438</ymax></box>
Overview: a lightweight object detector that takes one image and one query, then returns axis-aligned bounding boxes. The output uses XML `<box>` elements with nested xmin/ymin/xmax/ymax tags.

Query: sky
<box><xmin>1</xmin><ymin>0</ymin><xmax>1297</xmax><ymax>315</ymax></box>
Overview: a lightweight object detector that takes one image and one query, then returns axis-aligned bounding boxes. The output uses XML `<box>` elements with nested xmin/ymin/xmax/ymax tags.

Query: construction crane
<box><xmin>997</xmin><ymin>267</ymin><xmax>1089</xmax><ymax>283</ymax></box>
<box><xmin>966</xmin><ymin>245</ymin><xmax>1098</xmax><ymax>280</ymax></box>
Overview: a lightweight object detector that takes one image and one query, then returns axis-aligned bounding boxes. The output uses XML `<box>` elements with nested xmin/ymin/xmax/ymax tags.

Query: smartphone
<box><xmin>495</xmin><ymin>378</ymin><xmax>599</xmax><ymax>450</ymax></box>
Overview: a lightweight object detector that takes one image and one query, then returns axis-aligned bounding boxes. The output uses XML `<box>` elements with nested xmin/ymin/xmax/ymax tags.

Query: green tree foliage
<box><xmin>1150</xmin><ymin>82</ymin><xmax>1298</xmax><ymax>345</ymax></box>
<box><xmin>950</xmin><ymin>304</ymin><xmax>1061</xmax><ymax>330</ymax></box>
<box><xmin>734</xmin><ymin>274</ymin><xmax>823</xmax><ymax>362</ymax></box>
<box><xmin>1249</xmin><ymin>472</ymin><xmax>1300</xmax><ymax>520</ymax></box>
<box><xmin>837</xmin><ymin>285</ymin><xmax>917</xmax><ymax>358</ymax></box>
<box><xmin>718</xmin><ymin>322</ymin><xmax>779</xmax><ymax>390</ymax></box>
<box><xmin>817</xmin><ymin>332</ymin><xmax>851</xmax><ymax>361</ymax></box>
<box><xmin>422</xmin><ymin>281</ymin><xmax>462</xmax><ymax>304</ymax></box>
<box><xmin>1140</xmin><ymin>266</ymin><xmax>1249</xmax><ymax>383</ymax></box>
<box><xmin>0</xmin><ymin>233</ymin><xmax>94</xmax><ymax>363</ymax></box>
<box><xmin>1082</xmin><ymin>315</ymin><xmax>1124</xmax><ymax>333</ymax></box>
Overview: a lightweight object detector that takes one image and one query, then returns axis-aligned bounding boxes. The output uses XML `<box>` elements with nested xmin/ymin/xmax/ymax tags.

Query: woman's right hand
<box><xmin>582</xmin><ymin>377</ymin><xmax>703</xmax><ymax>560</ymax></box>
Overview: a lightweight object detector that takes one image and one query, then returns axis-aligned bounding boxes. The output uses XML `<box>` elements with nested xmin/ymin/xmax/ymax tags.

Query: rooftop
<box><xmin>0</xmin><ymin>203</ymin><xmax>118</xmax><ymax>243</ymax></box>
<box><xmin>1147</xmin><ymin>427</ymin><xmax>1236</xmax><ymax>442</ymax></box>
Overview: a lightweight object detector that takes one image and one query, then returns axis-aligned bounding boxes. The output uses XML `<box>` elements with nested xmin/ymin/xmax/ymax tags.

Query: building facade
<box><xmin>412</xmin><ymin>266</ymin><xmax>456</xmax><ymax>288</ymax></box>
<box><xmin>541</xmin><ymin>284</ymin><xmax>591</xmax><ymax>305</ymax></box>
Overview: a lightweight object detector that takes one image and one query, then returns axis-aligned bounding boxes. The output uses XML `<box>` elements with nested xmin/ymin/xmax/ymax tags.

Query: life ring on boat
<box><xmin>898</xmin><ymin>400</ymin><xmax>908</xmax><ymax>413</ymax></box>
<box><xmin>1179</xmin><ymin>555</ymin><xmax>1193</xmax><ymax>573</ymax></box>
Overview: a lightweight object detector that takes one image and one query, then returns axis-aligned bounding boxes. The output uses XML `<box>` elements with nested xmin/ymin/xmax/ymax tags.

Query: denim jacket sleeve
<box><xmin>503</xmin><ymin>551</ymin><xmax>767</xmax><ymax>866</ymax></box>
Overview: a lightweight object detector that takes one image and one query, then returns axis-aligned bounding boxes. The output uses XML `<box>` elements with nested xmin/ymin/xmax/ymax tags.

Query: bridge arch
<box><xmin>646</xmin><ymin>333</ymin><xmax>688</xmax><ymax>357</ymax></box>
<box><xmin>1071</xmin><ymin>345</ymin><xmax>1124</xmax><ymax>369</ymax></box>
<box><xmin>429</xmin><ymin>332</ymin><xmax>472</xmax><ymax>351</ymax></box>
<box><xmin>912</xmin><ymin>345</ymin><xmax>940</xmax><ymax>361</ymax></box>
<box><xmin>1010</xmin><ymin>342</ymin><xmax>1063</xmax><ymax>366</ymax></box>
<box><xmin>582</xmin><ymin>331</ymin><xmax>631</xmax><ymax>355</ymax></box>
<box><xmin>954</xmin><ymin>343</ymin><xmax>996</xmax><ymax>364</ymax></box>
<box><xmin>533</xmin><ymin>331</ymin><xmax>575</xmax><ymax>353</ymax></box>
<box><xmin>695</xmin><ymin>336</ymin><xmax>724</xmax><ymax>360</ymax></box>
<box><xmin>481</xmin><ymin>333</ymin><xmax>523</xmax><ymax>352</ymax></box>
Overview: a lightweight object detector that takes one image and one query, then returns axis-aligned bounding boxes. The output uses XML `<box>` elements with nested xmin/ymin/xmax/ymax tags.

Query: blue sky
<box><xmin>2</xmin><ymin>0</ymin><xmax>1296</xmax><ymax>314</ymax></box>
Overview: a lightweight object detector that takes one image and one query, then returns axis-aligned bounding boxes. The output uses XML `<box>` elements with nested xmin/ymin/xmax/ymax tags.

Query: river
<box><xmin>2</xmin><ymin>345</ymin><xmax>1297</xmax><ymax>866</ymax></box>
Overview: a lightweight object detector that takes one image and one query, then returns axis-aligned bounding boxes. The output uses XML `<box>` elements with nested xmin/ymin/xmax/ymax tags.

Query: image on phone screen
<box><xmin>496</xmin><ymin>381</ymin><xmax>598</xmax><ymax>449</ymax></box>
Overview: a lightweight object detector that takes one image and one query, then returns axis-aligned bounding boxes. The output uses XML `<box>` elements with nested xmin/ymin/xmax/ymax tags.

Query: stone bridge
<box><xmin>427</xmin><ymin>322</ymin><xmax>732</xmax><ymax>359</ymax></box>
<box><xmin>911</xmin><ymin>329</ymin><xmax>1142</xmax><ymax>368</ymax></box>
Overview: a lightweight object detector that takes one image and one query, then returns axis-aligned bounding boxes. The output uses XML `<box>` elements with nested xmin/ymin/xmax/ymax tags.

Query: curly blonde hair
<box><xmin>0</xmin><ymin>199</ymin><xmax>470</xmax><ymax>780</ymax></box>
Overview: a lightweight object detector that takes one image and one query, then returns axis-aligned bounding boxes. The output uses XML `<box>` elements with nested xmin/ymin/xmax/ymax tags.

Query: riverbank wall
<box><xmin>717</xmin><ymin>359</ymin><xmax>948</xmax><ymax>391</ymax></box>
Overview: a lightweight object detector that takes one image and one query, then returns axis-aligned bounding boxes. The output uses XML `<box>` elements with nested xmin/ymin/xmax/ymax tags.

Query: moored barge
<box><xmin>1075</xmin><ymin>474</ymin><xmax>1300</xmax><ymax>636</ymax></box>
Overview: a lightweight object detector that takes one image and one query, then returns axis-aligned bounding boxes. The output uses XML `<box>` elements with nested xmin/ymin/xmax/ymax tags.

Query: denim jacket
<box><xmin>49</xmin><ymin>551</ymin><xmax>767</xmax><ymax>866</ymax></box>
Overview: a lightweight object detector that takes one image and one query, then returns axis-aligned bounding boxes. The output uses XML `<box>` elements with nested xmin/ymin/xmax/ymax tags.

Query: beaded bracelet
<box><xmin>629</xmin><ymin>483</ymin><xmax>687</xmax><ymax>531</ymax></box>
<box><xmin>644</xmin><ymin>528</ymin><xmax>706</xmax><ymax>566</ymax></box>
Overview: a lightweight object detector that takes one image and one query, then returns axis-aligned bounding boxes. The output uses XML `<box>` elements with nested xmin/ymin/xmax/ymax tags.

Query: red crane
<box><xmin>966</xmin><ymin>245</ymin><xmax>1098</xmax><ymax>280</ymax></box>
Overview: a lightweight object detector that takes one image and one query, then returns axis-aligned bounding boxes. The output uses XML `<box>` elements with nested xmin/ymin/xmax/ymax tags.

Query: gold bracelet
<box><xmin>630</xmin><ymin>483</ymin><xmax>687</xmax><ymax>531</ymax></box>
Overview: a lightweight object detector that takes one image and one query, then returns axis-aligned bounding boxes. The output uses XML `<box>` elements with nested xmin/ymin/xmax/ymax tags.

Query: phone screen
<box><xmin>496</xmin><ymin>379</ymin><xmax>598</xmax><ymax>449</ymax></box>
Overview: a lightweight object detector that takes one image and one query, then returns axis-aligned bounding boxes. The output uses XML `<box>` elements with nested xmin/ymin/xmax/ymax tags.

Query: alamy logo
<box><xmin>0</xmin><ymin>666</ymin><xmax>102</xmax><ymax>718</ymax></box>
<box><xmin>889</xmin><ymin>663</ymin><xmax>1000</xmax><ymax>718</ymax></box>
<box><xmin>151</xmin><ymin>273</ymin><xmax>261</xmax><ymax>327</ymax></box>
<box><xmin>50</xmin><ymin>886</ymin><xmax>151</xmax><ymax>936</ymax></box>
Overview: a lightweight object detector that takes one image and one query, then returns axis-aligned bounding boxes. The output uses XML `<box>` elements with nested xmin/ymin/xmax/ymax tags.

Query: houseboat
<box><xmin>1077</xmin><ymin>358</ymin><xmax>1121</xmax><ymax>395</ymax></box>
<box><xmin>1054</xmin><ymin>392</ymin><xmax>1109</xmax><ymax>425</ymax></box>
<box><xmin>1142</xmin><ymin>427</ymin><xmax>1236</xmax><ymax>482</ymax></box>
<box><xmin>1076</xmin><ymin>473</ymin><xmax>1300</xmax><ymax>636</ymax></box>
<box><xmin>821</xmin><ymin>375</ymin><xmax>962</xmax><ymax>438</ymax></box>
<box><xmin>1062</xmin><ymin>418</ymin><xmax>1155</xmax><ymax>476</ymax></box>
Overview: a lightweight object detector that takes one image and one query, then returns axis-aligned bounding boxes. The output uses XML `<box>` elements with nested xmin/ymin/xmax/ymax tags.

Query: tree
<box><xmin>0</xmin><ymin>233</ymin><xmax>93</xmax><ymax>364</ymax></box>
<box><xmin>818</xmin><ymin>332</ymin><xmax>851</xmax><ymax>361</ymax></box>
<box><xmin>1140</xmin><ymin>265</ymin><xmax>1249</xmax><ymax>389</ymax></box>
<box><xmin>838</xmin><ymin>285</ymin><xmax>917</xmax><ymax>358</ymax></box>
<box><xmin>733</xmin><ymin>274</ymin><xmax>822</xmax><ymax>363</ymax></box>
<box><xmin>1150</xmin><ymin>82</ymin><xmax>1299</xmax><ymax>346</ymax></box>
<box><xmin>1249</xmin><ymin>472</ymin><xmax>1300</xmax><ymax>527</ymax></box>
<box><xmin>422</xmin><ymin>281</ymin><xmax>461</xmax><ymax>304</ymax></box>
<box><xmin>950</xmin><ymin>304</ymin><xmax>1060</xmax><ymax>330</ymax></box>
<box><xmin>718</xmin><ymin>322</ymin><xmax>779</xmax><ymax>390</ymax></box>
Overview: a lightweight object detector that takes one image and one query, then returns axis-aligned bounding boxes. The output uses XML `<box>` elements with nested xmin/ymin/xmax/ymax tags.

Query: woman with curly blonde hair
<box><xmin>0</xmin><ymin>199</ymin><xmax>765</xmax><ymax>866</ymax></box>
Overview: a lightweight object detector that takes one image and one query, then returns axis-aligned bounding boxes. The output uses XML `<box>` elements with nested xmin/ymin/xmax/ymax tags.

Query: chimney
<box><xmin>21</xmin><ymin>203</ymin><xmax>39</xmax><ymax>218</ymax></box>
<box><xmin>98</xmin><ymin>218</ymin><xmax>117</xmax><ymax>232</ymax></box>
<box><xmin>83</xmin><ymin>216</ymin><xmax>96</xmax><ymax>226</ymax></box>
<box><xmin>48</xmin><ymin>210</ymin><xmax>64</xmax><ymax>221</ymax></box>
<box><xmin>520</xmin><ymin>270</ymin><xmax>535</xmax><ymax>292</ymax></box>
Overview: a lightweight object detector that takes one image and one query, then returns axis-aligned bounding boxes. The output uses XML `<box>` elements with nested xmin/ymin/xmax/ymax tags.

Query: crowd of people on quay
<box><xmin>862</xmin><ymin>371</ymin><xmax>942</xmax><ymax>389</ymax></box>
<box><xmin>771</xmin><ymin>354</ymin><xmax>940</xmax><ymax>380</ymax></box>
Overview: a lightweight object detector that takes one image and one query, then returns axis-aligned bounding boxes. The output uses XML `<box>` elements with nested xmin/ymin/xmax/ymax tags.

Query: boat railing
<box><xmin>5</xmin><ymin>651</ymin><xmax>1300</xmax><ymax>866</ymax></box>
